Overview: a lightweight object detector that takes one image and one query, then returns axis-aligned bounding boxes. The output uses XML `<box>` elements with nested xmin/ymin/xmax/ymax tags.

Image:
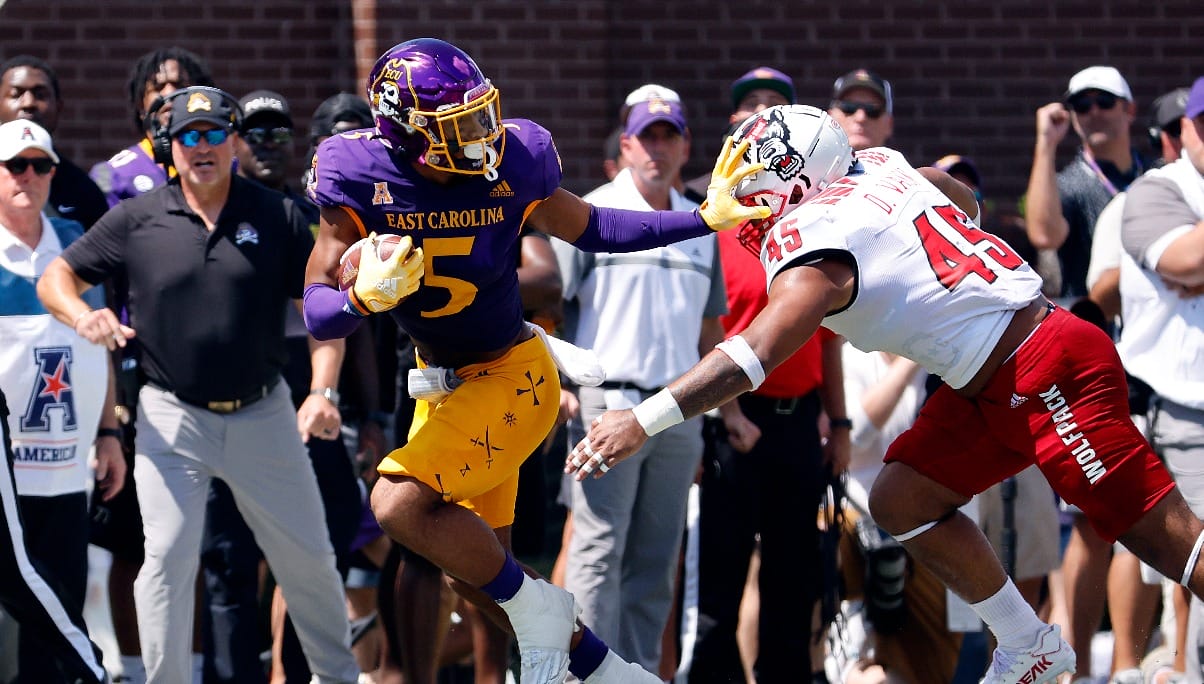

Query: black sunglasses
<box><xmin>243</xmin><ymin>127</ymin><xmax>293</xmax><ymax>145</ymax></box>
<box><xmin>833</xmin><ymin>100</ymin><xmax>885</xmax><ymax>120</ymax></box>
<box><xmin>176</xmin><ymin>128</ymin><xmax>231</xmax><ymax>147</ymax></box>
<box><xmin>1068</xmin><ymin>92</ymin><xmax>1119</xmax><ymax>114</ymax></box>
<box><xmin>3</xmin><ymin>157</ymin><xmax>56</xmax><ymax>175</ymax></box>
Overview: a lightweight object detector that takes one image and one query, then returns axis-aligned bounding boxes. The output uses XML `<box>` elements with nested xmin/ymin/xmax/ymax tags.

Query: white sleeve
<box><xmin>1086</xmin><ymin>194</ymin><xmax>1125</xmax><ymax>291</ymax></box>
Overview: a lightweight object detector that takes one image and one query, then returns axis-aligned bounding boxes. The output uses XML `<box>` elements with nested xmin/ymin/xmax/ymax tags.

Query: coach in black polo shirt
<box><xmin>36</xmin><ymin>86</ymin><xmax>360</xmax><ymax>684</ymax></box>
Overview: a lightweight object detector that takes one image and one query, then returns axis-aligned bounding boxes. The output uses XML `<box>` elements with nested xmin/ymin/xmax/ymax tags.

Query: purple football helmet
<box><xmin>367</xmin><ymin>38</ymin><xmax>505</xmax><ymax>178</ymax></box>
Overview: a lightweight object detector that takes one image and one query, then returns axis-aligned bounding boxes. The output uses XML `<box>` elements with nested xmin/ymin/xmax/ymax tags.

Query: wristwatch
<box><xmin>309</xmin><ymin>387</ymin><xmax>341</xmax><ymax>405</ymax></box>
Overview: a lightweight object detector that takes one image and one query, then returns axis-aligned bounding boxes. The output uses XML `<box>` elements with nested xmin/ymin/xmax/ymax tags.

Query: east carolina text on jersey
<box><xmin>383</xmin><ymin>206</ymin><xmax>505</xmax><ymax>231</ymax></box>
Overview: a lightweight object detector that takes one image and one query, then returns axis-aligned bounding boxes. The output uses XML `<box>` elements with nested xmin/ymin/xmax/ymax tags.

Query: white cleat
<box><xmin>980</xmin><ymin>624</ymin><xmax>1075</xmax><ymax>684</ymax></box>
<box><xmin>583</xmin><ymin>650</ymin><xmax>661</xmax><ymax>683</ymax></box>
<box><xmin>498</xmin><ymin>576</ymin><xmax>580</xmax><ymax>684</ymax></box>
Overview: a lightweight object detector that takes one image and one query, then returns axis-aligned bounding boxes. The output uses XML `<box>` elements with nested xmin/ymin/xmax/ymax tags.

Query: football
<box><xmin>337</xmin><ymin>233</ymin><xmax>407</xmax><ymax>291</ymax></box>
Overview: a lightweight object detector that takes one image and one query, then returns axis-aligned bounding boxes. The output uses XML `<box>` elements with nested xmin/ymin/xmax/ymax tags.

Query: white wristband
<box><xmin>631</xmin><ymin>388</ymin><xmax>684</xmax><ymax>437</ymax></box>
<box><xmin>715</xmin><ymin>335</ymin><xmax>766</xmax><ymax>390</ymax></box>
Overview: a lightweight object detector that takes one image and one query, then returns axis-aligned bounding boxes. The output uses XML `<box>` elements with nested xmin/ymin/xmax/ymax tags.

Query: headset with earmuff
<box><xmin>143</xmin><ymin>86</ymin><xmax>243</xmax><ymax>166</ymax></box>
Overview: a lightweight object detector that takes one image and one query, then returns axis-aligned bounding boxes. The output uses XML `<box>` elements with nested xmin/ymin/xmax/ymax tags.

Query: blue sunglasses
<box><xmin>176</xmin><ymin>128</ymin><xmax>231</xmax><ymax>147</ymax></box>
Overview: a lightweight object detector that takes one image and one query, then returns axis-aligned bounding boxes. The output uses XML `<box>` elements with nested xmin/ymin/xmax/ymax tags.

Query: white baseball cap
<box><xmin>0</xmin><ymin>120</ymin><xmax>59</xmax><ymax>163</ymax></box>
<box><xmin>1065</xmin><ymin>66</ymin><xmax>1133</xmax><ymax>101</ymax></box>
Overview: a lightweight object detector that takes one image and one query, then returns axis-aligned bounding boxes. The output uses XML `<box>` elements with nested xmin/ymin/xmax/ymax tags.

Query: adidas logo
<box><xmin>1010</xmin><ymin>393</ymin><xmax>1027</xmax><ymax>409</ymax></box>
<box><xmin>489</xmin><ymin>180</ymin><xmax>515</xmax><ymax>197</ymax></box>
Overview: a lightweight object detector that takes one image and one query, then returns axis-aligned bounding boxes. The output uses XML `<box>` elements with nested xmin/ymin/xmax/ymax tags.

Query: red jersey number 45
<box><xmin>913</xmin><ymin>205</ymin><xmax>1022</xmax><ymax>291</ymax></box>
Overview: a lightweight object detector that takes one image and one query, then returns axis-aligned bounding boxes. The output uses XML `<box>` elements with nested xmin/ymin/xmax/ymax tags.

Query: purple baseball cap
<box><xmin>1185</xmin><ymin>76</ymin><xmax>1204</xmax><ymax>120</ymax></box>
<box><xmin>624</xmin><ymin>96</ymin><xmax>687</xmax><ymax>136</ymax></box>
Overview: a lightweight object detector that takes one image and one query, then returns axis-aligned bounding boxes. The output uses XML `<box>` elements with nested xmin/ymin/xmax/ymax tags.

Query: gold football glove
<box><xmin>698</xmin><ymin>138</ymin><xmax>771</xmax><ymax>232</ymax></box>
<box><xmin>352</xmin><ymin>232</ymin><xmax>424</xmax><ymax>313</ymax></box>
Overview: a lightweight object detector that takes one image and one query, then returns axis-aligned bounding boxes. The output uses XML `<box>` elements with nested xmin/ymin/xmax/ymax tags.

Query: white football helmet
<box><xmin>730</xmin><ymin>104</ymin><xmax>855</xmax><ymax>254</ymax></box>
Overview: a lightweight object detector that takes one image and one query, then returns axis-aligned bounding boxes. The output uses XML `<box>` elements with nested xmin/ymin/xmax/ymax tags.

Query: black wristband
<box><xmin>829</xmin><ymin>417</ymin><xmax>853</xmax><ymax>430</ymax></box>
<box><xmin>96</xmin><ymin>427</ymin><xmax>123</xmax><ymax>441</ymax></box>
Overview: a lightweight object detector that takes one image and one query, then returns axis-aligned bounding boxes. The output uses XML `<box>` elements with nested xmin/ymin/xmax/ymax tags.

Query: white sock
<box><xmin>969</xmin><ymin>578</ymin><xmax>1047</xmax><ymax>650</ymax></box>
<box><xmin>192</xmin><ymin>653</ymin><xmax>204</xmax><ymax>684</ymax></box>
<box><xmin>118</xmin><ymin>655</ymin><xmax>146</xmax><ymax>684</ymax></box>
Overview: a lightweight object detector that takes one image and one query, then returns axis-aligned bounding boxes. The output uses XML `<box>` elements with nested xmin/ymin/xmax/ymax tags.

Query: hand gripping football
<box><xmin>337</xmin><ymin>233</ymin><xmax>402</xmax><ymax>291</ymax></box>
<box><xmin>338</xmin><ymin>232</ymin><xmax>424</xmax><ymax>313</ymax></box>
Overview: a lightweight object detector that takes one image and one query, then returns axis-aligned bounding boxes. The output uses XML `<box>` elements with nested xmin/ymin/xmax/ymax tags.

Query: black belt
<box><xmin>149</xmin><ymin>375</ymin><xmax>280</xmax><ymax>414</ymax></box>
<box><xmin>597</xmin><ymin>380</ymin><xmax>663</xmax><ymax>394</ymax></box>
<box><xmin>741</xmin><ymin>390</ymin><xmax>820</xmax><ymax>416</ymax></box>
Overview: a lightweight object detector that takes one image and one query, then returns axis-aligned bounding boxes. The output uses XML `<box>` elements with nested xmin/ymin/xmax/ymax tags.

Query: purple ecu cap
<box><xmin>1186</xmin><ymin>76</ymin><xmax>1204</xmax><ymax>120</ymax></box>
<box><xmin>730</xmin><ymin>67</ymin><xmax>795</xmax><ymax>109</ymax></box>
<box><xmin>625</xmin><ymin>96</ymin><xmax>687</xmax><ymax>136</ymax></box>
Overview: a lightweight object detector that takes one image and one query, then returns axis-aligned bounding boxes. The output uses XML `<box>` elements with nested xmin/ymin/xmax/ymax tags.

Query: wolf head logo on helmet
<box><xmin>744</xmin><ymin>107</ymin><xmax>806</xmax><ymax>183</ymax></box>
<box><xmin>729</xmin><ymin>104</ymin><xmax>856</xmax><ymax>255</ymax></box>
<box><xmin>367</xmin><ymin>38</ymin><xmax>505</xmax><ymax>180</ymax></box>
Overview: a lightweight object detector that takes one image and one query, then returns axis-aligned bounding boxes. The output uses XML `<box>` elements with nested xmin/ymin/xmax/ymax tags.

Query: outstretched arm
<box><xmin>528</xmin><ymin>138</ymin><xmax>769</xmax><ymax>250</ymax></box>
<box><xmin>566</xmin><ymin>258</ymin><xmax>854</xmax><ymax>479</ymax></box>
<box><xmin>38</xmin><ymin>257</ymin><xmax>135</xmax><ymax>351</ymax></box>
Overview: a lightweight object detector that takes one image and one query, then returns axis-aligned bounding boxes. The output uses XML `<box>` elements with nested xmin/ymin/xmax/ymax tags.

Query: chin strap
<box><xmin>482</xmin><ymin>143</ymin><xmax>499</xmax><ymax>181</ymax></box>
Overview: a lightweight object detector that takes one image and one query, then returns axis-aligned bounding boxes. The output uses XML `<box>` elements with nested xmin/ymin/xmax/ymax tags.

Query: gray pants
<box><xmin>133</xmin><ymin>383</ymin><xmax>358</xmax><ymax>683</ymax></box>
<box><xmin>1155</xmin><ymin>400</ymin><xmax>1204</xmax><ymax>682</ymax></box>
<box><xmin>565</xmin><ymin>385</ymin><xmax>703</xmax><ymax>672</ymax></box>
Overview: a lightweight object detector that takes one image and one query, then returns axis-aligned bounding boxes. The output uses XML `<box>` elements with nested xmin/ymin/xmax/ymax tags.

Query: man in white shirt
<box><xmin>554</xmin><ymin>90</ymin><xmax>741</xmax><ymax>674</ymax></box>
<box><xmin>0</xmin><ymin>118</ymin><xmax>123</xmax><ymax>683</ymax></box>
<box><xmin>1119</xmin><ymin>76</ymin><xmax>1204</xmax><ymax>683</ymax></box>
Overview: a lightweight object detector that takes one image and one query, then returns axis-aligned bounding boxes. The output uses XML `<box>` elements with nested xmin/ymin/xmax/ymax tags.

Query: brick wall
<box><xmin>1</xmin><ymin>0</ymin><xmax>1201</xmax><ymax>202</ymax></box>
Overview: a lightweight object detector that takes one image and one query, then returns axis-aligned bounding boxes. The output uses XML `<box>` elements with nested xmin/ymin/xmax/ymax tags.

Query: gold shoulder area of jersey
<box><xmin>489</xmin><ymin>180</ymin><xmax>515</xmax><ymax>198</ymax></box>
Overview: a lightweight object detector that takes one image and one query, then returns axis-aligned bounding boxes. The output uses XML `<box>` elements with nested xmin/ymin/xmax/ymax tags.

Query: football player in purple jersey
<box><xmin>302</xmin><ymin>37</ymin><xmax>767</xmax><ymax>684</ymax></box>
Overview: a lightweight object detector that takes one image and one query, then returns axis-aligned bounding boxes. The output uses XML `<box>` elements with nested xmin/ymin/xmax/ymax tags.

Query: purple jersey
<box><xmin>307</xmin><ymin>121</ymin><xmax>563</xmax><ymax>353</ymax></box>
<box><xmin>89</xmin><ymin>140</ymin><xmax>169</xmax><ymax>208</ymax></box>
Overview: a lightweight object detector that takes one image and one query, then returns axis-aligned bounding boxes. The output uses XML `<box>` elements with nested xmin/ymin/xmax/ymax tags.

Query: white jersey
<box><xmin>760</xmin><ymin>148</ymin><xmax>1043</xmax><ymax>389</ymax></box>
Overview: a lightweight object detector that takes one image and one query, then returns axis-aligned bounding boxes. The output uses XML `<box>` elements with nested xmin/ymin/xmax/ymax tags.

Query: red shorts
<box><xmin>884</xmin><ymin>307</ymin><xmax>1174</xmax><ymax>542</ymax></box>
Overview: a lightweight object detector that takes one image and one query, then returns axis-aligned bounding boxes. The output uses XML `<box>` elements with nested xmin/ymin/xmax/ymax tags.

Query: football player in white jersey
<box><xmin>566</xmin><ymin>104</ymin><xmax>1204</xmax><ymax>684</ymax></box>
